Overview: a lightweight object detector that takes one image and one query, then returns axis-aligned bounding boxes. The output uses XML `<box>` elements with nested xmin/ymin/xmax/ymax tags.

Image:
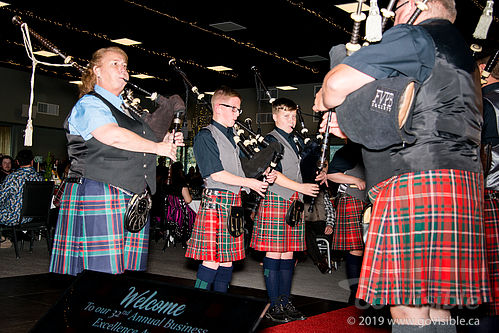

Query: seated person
<box><xmin>0</xmin><ymin>155</ymin><xmax>14</xmax><ymax>184</ymax></box>
<box><xmin>187</xmin><ymin>165</ymin><xmax>204</xmax><ymax>200</ymax></box>
<box><xmin>0</xmin><ymin>149</ymin><xmax>43</xmax><ymax>226</ymax></box>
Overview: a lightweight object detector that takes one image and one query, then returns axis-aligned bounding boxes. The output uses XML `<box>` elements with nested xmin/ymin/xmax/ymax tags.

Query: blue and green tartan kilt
<box><xmin>357</xmin><ymin>169</ymin><xmax>490</xmax><ymax>306</ymax></box>
<box><xmin>185</xmin><ymin>190</ymin><xmax>244</xmax><ymax>263</ymax></box>
<box><xmin>250</xmin><ymin>191</ymin><xmax>305</xmax><ymax>252</ymax></box>
<box><xmin>49</xmin><ymin>178</ymin><xmax>149</xmax><ymax>276</ymax></box>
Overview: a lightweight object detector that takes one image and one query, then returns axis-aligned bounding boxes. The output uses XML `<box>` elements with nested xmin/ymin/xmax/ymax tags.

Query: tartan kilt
<box><xmin>185</xmin><ymin>190</ymin><xmax>244</xmax><ymax>262</ymax></box>
<box><xmin>331</xmin><ymin>194</ymin><xmax>365</xmax><ymax>250</ymax></box>
<box><xmin>250</xmin><ymin>191</ymin><xmax>305</xmax><ymax>252</ymax></box>
<box><xmin>484</xmin><ymin>189</ymin><xmax>499</xmax><ymax>315</ymax></box>
<box><xmin>357</xmin><ymin>169</ymin><xmax>490</xmax><ymax>306</ymax></box>
<box><xmin>49</xmin><ymin>178</ymin><xmax>149</xmax><ymax>276</ymax></box>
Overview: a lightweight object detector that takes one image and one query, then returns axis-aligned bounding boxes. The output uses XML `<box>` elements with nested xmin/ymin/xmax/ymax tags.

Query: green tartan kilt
<box><xmin>49</xmin><ymin>178</ymin><xmax>149</xmax><ymax>275</ymax></box>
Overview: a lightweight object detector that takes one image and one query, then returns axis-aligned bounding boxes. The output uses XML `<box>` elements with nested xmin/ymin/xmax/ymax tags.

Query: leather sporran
<box><xmin>285</xmin><ymin>200</ymin><xmax>304</xmax><ymax>227</ymax></box>
<box><xmin>227</xmin><ymin>206</ymin><xmax>245</xmax><ymax>238</ymax></box>
<box><xmin>124</xmin><ymin>191</ymin><xmax>152</xmax><ymax>233</ymax></box>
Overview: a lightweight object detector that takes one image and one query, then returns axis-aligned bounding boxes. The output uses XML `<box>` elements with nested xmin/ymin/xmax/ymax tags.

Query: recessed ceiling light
<box><xmin>69</xmin><ymin>80</ymin><xmax>82</xmax><ymax>85</ymax></box>
<box><xmin>207</xmin><ymin>66</ymin><xmax>233</xmax><ymax>71</ymax></box>
<box><xmin>209</xmin><ymin>21</ymin><xmax>246</xmax><ymax>32</ymax></box>
<box><xmin>0</xmin><ymin>2</ymin><xmax>10</xmax><ymax>8</ymax></box>
<box><xmin>33</xmin><ymin>50</ymin><xmax>57</xmax><ymax>57</ymax></box>
<box><xmin>131</xmin><ymin>74</ymin><xmax>154</xmax><ymax>79</ymax></box>
<box><xmin>276</xmin><ymin>86</ymin><xmax>298</xmax><ymax>91</ymax></box>
<box><xmin>298</xmin><ymin>55</ymin><xmax>328</xmax><ymax>62</ymax></box>
<box><xmin>111</xmin><ymin>38</ymin><xmax>142</xmax><ymax>46</ymax></box>
<box><xmin>335</xmin><ymin>2</ymin><xmax>370</xmax><ymax>13</ymax></box>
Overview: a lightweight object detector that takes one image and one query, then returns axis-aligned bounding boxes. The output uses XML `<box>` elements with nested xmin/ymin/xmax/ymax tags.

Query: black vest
<box><xmin>65</xmin><ymin>92</ymin><xmax>158</xmax><ymax>194</ymax></box>
<box><xmin>363</xmin><ymin>20</ymin><xmax>483</xmax><ymax>190</ymax></box>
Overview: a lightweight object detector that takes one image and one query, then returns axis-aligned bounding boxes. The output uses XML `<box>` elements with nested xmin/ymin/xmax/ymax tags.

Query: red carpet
<box><xmin>260</xmin><ymin>306</ymin><xmax>390</xmax><ymax>333</ymax></box>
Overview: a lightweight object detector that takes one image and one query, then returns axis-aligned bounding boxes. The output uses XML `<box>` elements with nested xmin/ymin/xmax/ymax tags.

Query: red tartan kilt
<box><xmin>357</xmin><ymin>169</ymin><xmax>490</xmax><ymax>306</ymax></box>
<box><xmin>484</xmin><ymin>189</ymin><xmax>499</xmax><ymax>315</ymax></box>
<box><xmin>250</xmin><ymin>191</ymin><xmax>305</xmax><ymax>252</ymax></box>
<box><xmin>331</xmin><ymin>194</ymin><xmax>365</xmax><ymax>250</ymax></box>
<box><xmin>185</xmin><ymin>191</ymin><xmax>244</xmax><ymax>262</ymax></box>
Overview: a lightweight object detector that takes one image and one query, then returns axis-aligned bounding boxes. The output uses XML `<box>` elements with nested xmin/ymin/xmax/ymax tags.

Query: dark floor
<box><xmin>0</xmin><ymin>272</ymin><xmax>350</xmax><ymax>333</ymax></box>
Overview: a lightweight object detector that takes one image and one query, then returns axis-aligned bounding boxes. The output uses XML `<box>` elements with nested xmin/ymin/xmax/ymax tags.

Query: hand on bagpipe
<box><xmin>167</xmin><ymin>61</ymin><xmax>284</xmax><ymax>191</ymax></box>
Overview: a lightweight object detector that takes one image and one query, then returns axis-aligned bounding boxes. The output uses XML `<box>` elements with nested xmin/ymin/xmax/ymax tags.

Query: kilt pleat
<box><xmin>331</xmin><ymin>194</ymin><xmax>365</xmax><ymax>250</ymax></box>
<box><xmin>357</xmin><ymin>169</ymin><xmax>490</xmax><ymax>306</ymax></box>
<box><xmin>49</xmin><ymin>178</ymin><xmax>149</xmax><ymax>276</ymax></box>
<box><xmin>250</xmin><ymin>191</ymin><xmax>305</xmax><ymax>252</ymax></box>
<box><xmin>185</xmin><ymin>191</ymin><xmax>244</xmax><ymax>262</ymax></box>
<box><xmin>484</xmin><ymin>189</ymin><xmax>499</xmax><ymax>315</ymax></box>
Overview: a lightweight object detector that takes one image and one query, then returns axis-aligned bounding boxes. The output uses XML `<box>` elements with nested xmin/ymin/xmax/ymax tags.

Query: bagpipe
<box><xmin>237</xmin><ymin>67</ymin><xmax>284</xmax><ymax>185</ymax></box>
<box><xmin>332</xmin><ymin>0</ymin><xmax>494</xmax><ymax>151</ymax></box>
<box><xmin>308</xmin><ymin>0</ymin><xmax>423</xmax><ymax>213</ymax></box>
<box><xmin>12</xmin><ymin>16</ymin><xmax>185</xmax><ymax>233</ymax></box>
<box><xmin>167</xmin><ymin>61</ymin><xmax>284</xmax><ymax>182</ymax></box>
<box><xmin>480</xmin><ymin>49</ymin><xmax>499</xmax><ymax>85</ymax></box>
<box><xmin>12</xmin><ymin>15</ymin><xmax>185</xmax><ymax>143</ymax></box>
<box><xmin>325</xmin><ymin>0</ymin><xmax>423</xmax><ymax>152</ymax></box>
<box><xmin>294</xmin><ymin>108</ymin><xmax>325</xmax><ymax>209</ymax></box>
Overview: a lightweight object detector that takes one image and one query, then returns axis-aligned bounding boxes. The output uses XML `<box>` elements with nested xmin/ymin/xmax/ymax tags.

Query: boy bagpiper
<box><xmin>250</xmin><ymin>98</ymin><xmax>319</xmax><ymax>322</ymax></box>
<box><xmin>185</xmin><ymin>86</ymin><xmax>270</xmax><ymax>292</ymax></box>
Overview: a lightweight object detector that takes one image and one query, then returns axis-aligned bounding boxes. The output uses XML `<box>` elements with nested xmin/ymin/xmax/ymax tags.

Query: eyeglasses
<box><xmin>394</xmin><ymin>1</ymin><xmax>409</xmax><ymax>12</ymax></box>
<box><xmin>218</xmin><ymin>103</ymin><xmax>243</xmax><ymax>115</ymax></box>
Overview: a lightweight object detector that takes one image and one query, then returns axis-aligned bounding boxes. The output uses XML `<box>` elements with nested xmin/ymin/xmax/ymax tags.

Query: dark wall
<box><xmin>0</xmin><ymin>66</ymin><xmax>79</xmax><ymax>160</ymax></box>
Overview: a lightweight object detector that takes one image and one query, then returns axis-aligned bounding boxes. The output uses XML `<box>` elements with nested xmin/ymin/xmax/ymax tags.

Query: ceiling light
<box><xmin>205</xmin><ymin>92</ymin><xmax>215</xmax><ymax>95</ymax></box>
<box><xmin>298</xmin><ymin>55</ymin><xmax>328</xmax><ymax>62</ymax></box>
<box><xmin>33</xmin><ymin>50</ymin><xmax>57</xmax><ymax>57</ymax></box>
<box><xmin>276</xmin><ymin>86</ymin><xmax>298</xmax><ymax>91</ymax></box>
<box><xmin>335</xmin><ymin>2</ymin><xmax>370</xmax><ymax>13</ymax></box>
<box><xmin>207</xmin><ymin>66</ymin><xmax>233</xmax><ymax>72</ymax></box>
<box><xmin>69</xmin><ymin>81</ymin><xmax>82</xmax><ymax>85</ymax></box>
<box><xmin>111</xmin><ymin>38</ymin><xmax>142</xmax><ymax>46</ymax></box>
<box><xmin>0</xmin><ymin>2</ymin><xmax>10</xmax><ymax>8</ymax></box>
<box><xmin>209</xmin><ymin>21</ymin><xmax>246</xmax><ymax>32</ymax></box>
<box><xmin>131</xmin><ymin>74</ymin><xmax>154</xmax><ymax>79</ymax></box>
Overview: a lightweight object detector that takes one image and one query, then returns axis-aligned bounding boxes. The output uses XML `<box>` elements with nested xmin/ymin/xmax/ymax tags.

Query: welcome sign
<box><xmin>32</xmin><ymin>270</ymin><xmax>269</xmax><ymax>332</ymax></box>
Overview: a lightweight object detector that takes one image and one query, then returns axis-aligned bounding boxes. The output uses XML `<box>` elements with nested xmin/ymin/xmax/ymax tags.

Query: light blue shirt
<box><xmin>68</xmin><ymin>85</ymin><xmax>125</xmax><ymax>140</ymax></box>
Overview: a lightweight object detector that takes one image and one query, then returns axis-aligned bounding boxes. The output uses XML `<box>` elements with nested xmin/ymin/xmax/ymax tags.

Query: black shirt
<box><xmin>328</xmin><ymin>142</ymin><xmax>362</xmax><ymax>174</ymax></box>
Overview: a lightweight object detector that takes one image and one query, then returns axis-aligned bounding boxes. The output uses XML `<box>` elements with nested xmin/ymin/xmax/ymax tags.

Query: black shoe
<box><xmin>282</xmin><ymin>301</ymin><xmax>307</xmax><ymax>321</ymax></box>
<box><xmin>265</xmin><ymin>304</ymin><xmax>291</xmax><ymax>323</ymax></box>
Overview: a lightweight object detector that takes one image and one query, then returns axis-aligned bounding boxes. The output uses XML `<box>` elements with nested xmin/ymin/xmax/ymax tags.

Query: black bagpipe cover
<box><xmin>143</xmin><ymin>94</ymin><xmax>185</xmax><ymax>141</ymax></box>
<box><xmin>336</xmin><ymin>76</ymin><xmax>420</xmax><ymax>150</ymax></box>
<box><xmin>240</xmin><ymin>141</ymin><xmax>283</xmax><ymax>179</ymax></box>
<box><xmin>299</xmin><ymin>140</ymin><xmax>321</xmax><ymax>184</ymax></box>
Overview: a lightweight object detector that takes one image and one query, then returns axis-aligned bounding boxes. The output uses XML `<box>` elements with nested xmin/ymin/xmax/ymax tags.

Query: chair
<box><xmin>0</xmin><ymin>181</ymin><xmax>54</xmax><ymax>259</ymax></box>
<box><xmin>316</xmin><ymin>237</ymin><xmax>333</xmax><ymax>274</ymax></box>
